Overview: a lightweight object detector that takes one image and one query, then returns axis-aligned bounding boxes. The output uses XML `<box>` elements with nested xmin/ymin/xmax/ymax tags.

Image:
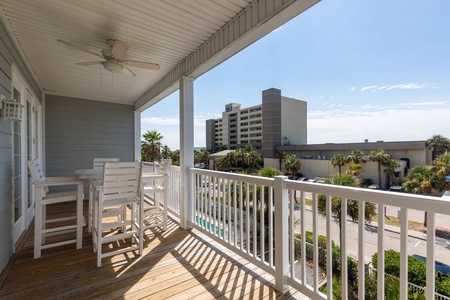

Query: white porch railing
<box><xmin>142</xmin><ymin>162</ymin><xmax>181</xmax><ymax>217</ymax></box>
<box><xmin>184</xmin><ymin>168</ymin><xmax>450</xmax><ymax>300</ymax></box>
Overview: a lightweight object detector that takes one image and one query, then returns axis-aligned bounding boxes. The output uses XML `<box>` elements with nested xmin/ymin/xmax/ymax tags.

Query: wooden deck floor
<box><xmin>0</xmin><ymin>202</ymin><xmax>308</xmax><ymax>300</ymax></box>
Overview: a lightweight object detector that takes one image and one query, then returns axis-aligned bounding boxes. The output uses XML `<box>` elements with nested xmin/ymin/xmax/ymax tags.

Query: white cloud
<box><xmin>361</xmin><ymin>82</ymin><xmax>439</xmax><ymax>92</ymax></box>
<box><xmin>350</xmin><ymin>87</ymin><xmax>356</xmax><ymax>92</ymax></box>
<box><xmin>141</xmin><ymin>117</ymin><xmax>178</xmax><ymax>126</ymax></box>
<box><xmin>399</xmin><ymin>101</ymin><xmax>447</xmax><ymax>106</ymax></box>
<box><xmin>308</xmin><ymin>107</ymin><xmax>450</xmax><ymax>144</ymax></box>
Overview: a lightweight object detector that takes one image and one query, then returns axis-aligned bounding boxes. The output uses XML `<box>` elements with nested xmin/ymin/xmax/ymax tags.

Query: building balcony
<box><xmin>3</xmin><ymin>165</ymin><xmax>449</xmax><ymax>299</ymax></box>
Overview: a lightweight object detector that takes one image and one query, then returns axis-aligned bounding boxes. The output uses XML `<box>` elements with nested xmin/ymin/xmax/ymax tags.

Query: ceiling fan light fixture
<box><xmin>102</xmin><ymin>60</ymin><xmax>123</xmax><ymax>73</ymax></box>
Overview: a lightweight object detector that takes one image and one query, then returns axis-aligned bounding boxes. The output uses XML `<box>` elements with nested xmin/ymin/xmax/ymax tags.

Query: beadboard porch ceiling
<box><xmin>0</xmin><ymin>0</ymin><xmax>319</xmax><ymax>110</ymax></box>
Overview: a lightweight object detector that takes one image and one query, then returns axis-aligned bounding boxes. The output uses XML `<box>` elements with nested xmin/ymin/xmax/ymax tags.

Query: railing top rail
<box><xmin>188</xmin><ymin>168</ymin><xmax>275</xmax><ymax>187</ymax></box>
<box><xmin>284</xmin><ymin>178</ymin><xmax>450</xmax><ymax>215</ymax></box>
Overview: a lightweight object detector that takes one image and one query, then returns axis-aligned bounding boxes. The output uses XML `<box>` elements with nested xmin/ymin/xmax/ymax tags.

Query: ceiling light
<box><xmin>102</xmin><ymin>60</ymin><xmax>123</xmax><ymax>73</ymax></box>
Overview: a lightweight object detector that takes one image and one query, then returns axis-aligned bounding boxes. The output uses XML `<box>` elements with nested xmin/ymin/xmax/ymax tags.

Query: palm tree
<box><xmin>160</xmin><ymin>145</ymin><xmax>171</xmax><ymax>159</ymax></box>
<box><xmin>348</xmin><ymin>149</ymin><xmax>366</xmax><ymax>164</ymax></box>
<box><xmin>235</xmin><ymin>148</ymin><xmax>246</xmax><ymax>169</ymax></box>
<box><xmin>215</xmin><ymin>156</ymin><xmax>230</xmax><ymax>171</ymax></box>
<box><xmin>369</xmin><ymin>148</ymin><xmax>390</xmax><ymax>186</ymax></box>
<box><xmin>170</xmin><ymin>149</ymin><xmax>180</xmax><ymax>166</ymax></box>
<box><xmin>331</xmin><ymin>154</ymin><xmax>350</xmax><ymax>175</ymax></box>
<box><xmin>346</xmin><ymin>163</ymin><xmax>363</xmax><ymax>176</ymax></box>
<box><xmin>284</xmin><ymin>155</ymin><xmax>302</xmax><ymax>176</ymax></box>
<box><xmin>200</xmin><ymin>150</ymin><xmax>210</xmax><ymax>168</ymax></box>
<box><xmin>246</xmin><ymin>150</ymin><xmax>261</xmax><ymax>173</ymax></box>
<box><xmin>142</xmin><ymin>130</ymin><xmax>163</xmax><ymax>162</ymax></box>
<box><xmin>318</xmin><ymin>174</ymin><xmax>376</xmax><ymax>269</ymax></box>
<box><xmin>226</xmin><ymin>151</ymin><xmax>238</xmax><ymax>170</ymax></box>
<box><xmin>274</xmin><ymin>150</ymin><xmax>287</xmax><ymax>171</ymax></box>
<box><xmin>426</xmin><ymin>134</ymin><xmax>450</xmax><ymax>161</ymax></box>
<box><xmin>434</xmin><ymin>153</ymin><xmax>450</xmax><ymax>188</ymax></box>
<box><xmin>382</xmin><ymin>159</ymin><xmax>400</xmax><ymax>189</ymax></box>
<box><xmin>403</xmin><ymin>165</ymin><xmax>444</xmax><ymax>226</ymax></box>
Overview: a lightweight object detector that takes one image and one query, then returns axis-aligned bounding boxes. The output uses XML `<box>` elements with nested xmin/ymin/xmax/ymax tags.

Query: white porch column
<box><xmin>134</xmin><ymin>111</ymin><xmax>141</xmax><ymax>162</ymax></box>
<box><xmin>274</xmin><ymin>176</ymin><xmax>289</xmax><ymax>293</ymax></box>
<box><xmin>179</xmin><ymin>77</ymin><xmax>194</xmax><ymax>229</ymax></box>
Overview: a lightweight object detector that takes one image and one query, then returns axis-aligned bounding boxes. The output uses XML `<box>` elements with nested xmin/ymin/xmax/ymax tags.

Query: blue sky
<box><xmin>141</xmin><ymin>0</ymin><xmax>450</xmax><ymax>151</ymax></box>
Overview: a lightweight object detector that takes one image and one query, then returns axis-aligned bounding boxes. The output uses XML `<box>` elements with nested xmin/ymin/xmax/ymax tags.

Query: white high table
<box><xmin>75</xmin><ymin>168</ymin><xmax>103</xmax><ymax>180</ymax></box>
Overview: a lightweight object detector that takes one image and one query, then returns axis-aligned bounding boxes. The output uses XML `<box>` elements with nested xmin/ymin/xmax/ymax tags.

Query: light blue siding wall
<box><xmin>45</xmin><ymin>95</ymin><xmax>135</xmax><ymax>181</ymax></box>
<box><xmin>0</xmin><ymin>18</ymin><xmax>41</xmax><ymax>272</ymax></box>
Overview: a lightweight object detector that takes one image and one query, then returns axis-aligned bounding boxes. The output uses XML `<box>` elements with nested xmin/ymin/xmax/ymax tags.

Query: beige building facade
<box><xmin>264</xmin><ymin>140</ymin><xmax>432</xmax><ymax>187</ymax></box>
<box><xmin>206</xmin><ymin>88</ymin><xmax>307</xmax><ymax>157</ymax></box>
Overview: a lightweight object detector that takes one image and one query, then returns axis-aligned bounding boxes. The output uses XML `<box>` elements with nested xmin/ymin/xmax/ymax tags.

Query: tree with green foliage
<box><xmin>170</xmin><ymin>149</ymin><xmax>180</xmax><ymax>166</ymax></box>
<box><xmin>259</xmin><ymin>167</ymin><xmax>282</xmax><ymax>178</ymax></box>
<box><xmin>346</xmin><ymin>163</ymin><xmax>363</xmax><ymax>176</ymax></box>
<box><xmin>403</xmin><ymin>154</ymin><xmax>450</xmax><ymax>226</ymax></box>
<box><xmin>369</xmin><ymin>148</ymin><xmax>391</xmax><ymax>186</ymax></box>
<box><xmin>160</xmin><ymin>145</ymin><xmax>171</xmax><ymax>159</ymax></box>
<box><xmin>318</xmin><ymin>174</ymin><xmax>376</xmax><ymax>272</ymax></box>
<box><xmin>426</xmin><ymin>134</ymin><xmax>450</xmax><ymax>161</ymax></box>
<box><xmin>382</xmin><ymin>158</ymin><xmax>400</xmax><ymax>189</ymax></box>
<box><xmin>331</xmin><ymin>154</ymin><xmax>350</xmax><ymax>175</ymax></box>
<box><xmin>141</xmin><ymin>130</ymin><xmax>163</xmax><ymax>162</ymax></box>
<box><xmin>348</xmin><ymin>149</ymin><xmax>366</xmax><ymax>164</ymax></box>
<box><xmin>245</xmin><ymin>149</ymin><xmax>261</xmax><ymax>173</ymax></box>
<box><xmin>284</xmin><ymin>155</ymin><xmax>302</xmax><ymax>176</ymax></box>
<box><xmin>273</xmin><ymin>150</ymin><xmax>287</xmax><ymax>171</ymax></box>
<box><xmin>226</xmin><ymin>151</ymin><xmax>238</xmax><ymax>170</ymax></box>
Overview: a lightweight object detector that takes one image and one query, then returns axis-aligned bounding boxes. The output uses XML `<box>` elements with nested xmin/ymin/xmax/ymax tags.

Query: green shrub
<box><xmin>259</xmin><ymin>167</ymin><xmax>282</xmax><ymax>178</ymax></box>
<box><xmin>371</xmin><ymin>250</ymin><xmax>450</xmax><ymax>297</ymax></box>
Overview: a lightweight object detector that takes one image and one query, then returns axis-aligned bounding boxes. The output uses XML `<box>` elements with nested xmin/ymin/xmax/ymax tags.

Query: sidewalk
<box><xmin>303</xmin><ymin>204</ymin><xmax>450</xmax><ymax>246</ymax></box>
<box><xmin>366</xmin><ymin>221</ymin><xmax>450</xmax><ymax>247</ymax></box>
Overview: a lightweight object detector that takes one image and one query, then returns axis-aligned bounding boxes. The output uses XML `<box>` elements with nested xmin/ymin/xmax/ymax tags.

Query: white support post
<box><xmin>400</xmin><ymin>207</ymin><xmax>409</xmax><ymax>300</ymax></box>
<box><xmin>377</xmin><ymin>204</ymin><xmax>385</xmax><ymax>300</ymax></box>
<box><xmin>426</xmin><ymin>212</ymin><xmax>436</xmax><ymax>300</ymax></box>
<box><xmin>274</xmin><ymin>176</ymin><xmax>289</xmax><ymax>293</ymax></box>
<box><xmin>179</xmin><ymin>77</ymin><xmax>194</xmax><ymax>229</ymax></box>
<box><xmin>134</xmin><ymin>111</ymin><xmax>141</xmax><ymax>162</ymax></box>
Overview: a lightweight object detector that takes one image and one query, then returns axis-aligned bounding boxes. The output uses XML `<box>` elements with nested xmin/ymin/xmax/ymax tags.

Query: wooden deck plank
<box><xmin>0</xmin><ymin>202</ymin><xmax>308</xmax><ymax>300</ymax></box>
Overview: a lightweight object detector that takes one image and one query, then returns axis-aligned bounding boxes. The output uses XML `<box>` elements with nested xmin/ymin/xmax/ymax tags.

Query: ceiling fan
<box><xmin>57</xmin><ymin>38</ymin><xmax>160</xmax><ymax>77</ymax></box>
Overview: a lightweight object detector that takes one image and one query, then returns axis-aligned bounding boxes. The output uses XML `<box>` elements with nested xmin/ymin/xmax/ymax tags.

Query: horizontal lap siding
<box><xmin>45</xmin><ymin>95</ymin><xmax>135</xmax><ymax>178</ymax></box>
<box><xmin>0</xmin><ymin>19</ymin><xmax>17</xmax><ymax>273</ymax></box>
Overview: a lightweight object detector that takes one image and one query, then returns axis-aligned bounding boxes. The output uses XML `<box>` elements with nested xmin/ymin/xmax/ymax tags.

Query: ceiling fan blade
<box><xmin>57</xmin><ymin>39</ymin><xmax>103</xmax><ymax>58</ymax></box>
<box><xmin>123</xmin><ymin>60</ymin><xmax>160</xmax><ymax>70</ymax></box>
<box><xmin>76</xmin><ymin>61</ymin><xmax>103</xmax><ymax>66</ymax></box>
<box><xmin>120</xmin><ymin>66</ymin><xmax>136</xmax><ymax>77</ymax></box>
<box><xmin>110</xmin><ymin>39</ymin><xmax>129</xmax><ymax>59</ymax></box>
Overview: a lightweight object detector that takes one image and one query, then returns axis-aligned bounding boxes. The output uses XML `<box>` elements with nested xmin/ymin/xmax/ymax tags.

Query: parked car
<box><xmin>296</xmin><ymin>177</ymin><xmax>309</xmax><ymax>182</ymax></box>
<box><xmin>368</xmin><ymin>184</ymin><xmax>384</xmax><ymax>190</ymax></box>
<box><xmin>388</xmin><ymin>186</ymin><xmax>404</xmax><ymax>192</ymax></box>
<box><xmin>442</xmin><ymin>191</ymin><xmax>450</xmax><ymax>200</ymax></box>
<box><xmin>412</xmin><ymin>254</ymin><xmax>450</xmax><ymax>276</ymax></box>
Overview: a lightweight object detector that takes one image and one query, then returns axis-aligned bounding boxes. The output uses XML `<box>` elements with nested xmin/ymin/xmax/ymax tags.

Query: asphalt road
<box><xmin>294</xmin><ymin>207</ymin><xmax>450</xmax><ymax>265</ymax></box>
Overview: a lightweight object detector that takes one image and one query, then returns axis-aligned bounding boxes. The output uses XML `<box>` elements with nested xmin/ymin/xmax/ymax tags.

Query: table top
<box><xmin>75</xmin><ymin>168</ymin><xmax>103</xmax><ymax>179</ymax></box>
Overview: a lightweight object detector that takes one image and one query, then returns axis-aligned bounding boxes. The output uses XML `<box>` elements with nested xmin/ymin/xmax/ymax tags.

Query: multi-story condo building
<box><xmin>206</xmin><ymin>88</ymin><xmax>307</xmax><ymax>158</ymax></box>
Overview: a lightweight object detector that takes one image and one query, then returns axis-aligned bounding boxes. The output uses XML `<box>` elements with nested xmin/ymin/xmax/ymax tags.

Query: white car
<box><xmin>441</xmin><ymin>191</ymin><xmax>450</xmax><ymax>200</ymax></box>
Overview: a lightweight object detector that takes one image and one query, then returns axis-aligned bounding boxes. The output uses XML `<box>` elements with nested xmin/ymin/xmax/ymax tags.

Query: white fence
<box><xmin>142</xmin><ymin>162</ymin><xmax>181</xmax><ymax>217</ymax></box>
<box><xmin>145</xmin><ymin>163</ymin><xmax>450</xmax><ymax>299</ymax></box>
<box><xmin>186</xmin><ymin>168</ymin><xmax>450</xmax><ymax>300</ymax></box>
